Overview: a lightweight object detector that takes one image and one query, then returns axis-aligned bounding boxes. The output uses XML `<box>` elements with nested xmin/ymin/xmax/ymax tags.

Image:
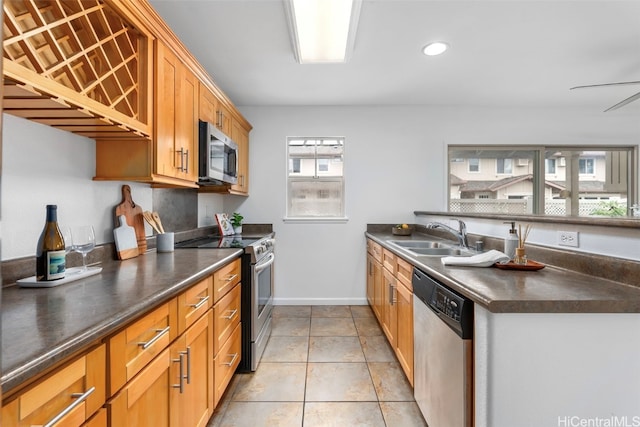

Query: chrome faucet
<box><xmin>426</xmin><ymin>219</ymin><xmax>469</xmax><ymax>248</ymax></box>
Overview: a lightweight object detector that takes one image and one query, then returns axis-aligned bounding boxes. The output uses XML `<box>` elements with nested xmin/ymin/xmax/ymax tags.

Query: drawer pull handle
<box><xmin>225</xmin><ymin>273</ymin><xmax>238</xmax><ymax>282</ymax></box>
<box><xmin>138</xmin><ymin>326</ymin><xmax>170</xmax><ymax>350</ymax></box>
<box><xmin>43</xmin><ymin>386</ymin><xmax>95</xmax><ymax>427</ymax></box>
<box><xmin>172</xmin><ymin>352</ymin><xmax>186</xmax><ymax>393</ymax></box>
<box><xmin>189</xmin><ymin>295</ymin><xmax>210</xmax><ymax>309</ymax></box>
<box><xmin>223</xmin><ymin>353</ymin><xmax>238</xmax><ymax>367</ymax></box>
<box><xmin>222</xmin><ymin>309</ymin><xmax>238</xmax><ymax>320</ymax></box>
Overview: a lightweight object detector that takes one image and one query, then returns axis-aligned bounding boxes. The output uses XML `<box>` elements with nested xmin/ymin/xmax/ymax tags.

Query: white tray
<box><xmin>17</xmin><ymin>266</ymin><xmax>103</xmax><ymax>288</ymax></box>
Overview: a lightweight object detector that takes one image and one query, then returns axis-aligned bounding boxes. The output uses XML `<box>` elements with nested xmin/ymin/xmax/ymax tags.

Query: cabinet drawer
<box><xmin>382</xmin><ymin>248</ymin><xmax>396</xmax><ymax>274</ymax></box>
<box><xmin>367</xmin><ymin>239</ymin><xmax>382</xmax><ymax>262</ymax></box>
<box><xmin>213</xmin><ymin>258</ymin><xmax>241</xmax><ymax>302</ymax></box>
<box><xmin>1</xmin><ymin>344</ymin><xmax>105</xmax><ymax>427</ymax></box>
<box><xmin>396</xmin><ymin>257</ymin><xmax>413</xmax><ymax>290</ymax></box>
<box><xmin>108</xmin><ymin>299</ymin><xmax>177</xmax><ymax>396</ymax></box>
<box><xmin>178</xmin><ymin>275</ymin><xmax>213</xmax><ymax>334</ymax></box>
<box><xmin>214</xmin><ymin>322</ymin><xmax>241</xmax><ymax>407</ymax></box>
<box><xmin>213</xmin><ymin>283</ymin><xmax>241</xmax><ymax>355</ymax></box>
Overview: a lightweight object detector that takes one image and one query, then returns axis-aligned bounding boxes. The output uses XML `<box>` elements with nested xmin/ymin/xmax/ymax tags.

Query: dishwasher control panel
<box><xmin>432</xmin><ymin>287</ymin><xmax>464</xmax><ymax>321</ymax></box>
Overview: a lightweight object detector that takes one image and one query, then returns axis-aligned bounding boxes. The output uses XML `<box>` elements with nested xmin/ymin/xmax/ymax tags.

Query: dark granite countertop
<box><xmin>366</xmin><ymin>231</ymin><xmax>640</xmax><ymax>314</ymax></box>
<box><xmin>1</xmin><ymin>248</ymin><xmax>243</xmax><ymax>394</ymax></box>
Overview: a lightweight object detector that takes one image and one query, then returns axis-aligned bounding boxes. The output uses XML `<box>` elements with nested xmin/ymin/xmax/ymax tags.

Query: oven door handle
<box><xmin>254</xmin><ymin>253</ymin><xmax>275</xmax><ymax>273</ymax></box>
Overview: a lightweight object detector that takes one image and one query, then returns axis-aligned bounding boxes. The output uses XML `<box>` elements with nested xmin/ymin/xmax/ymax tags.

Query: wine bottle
<box><xmin>36</xmin><ymin>205</ymin><xmax>66</xmax><ymax>281</ymax></box>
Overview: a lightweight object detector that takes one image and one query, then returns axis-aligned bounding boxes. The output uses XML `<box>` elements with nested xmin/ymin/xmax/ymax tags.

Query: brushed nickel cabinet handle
<box><xmin>137</xmin><ymin>326</ymin><xmax>170</xmax><ymax>350</ymax></box>
<box><xmin>225</xmin><ymin>273</ymin><xmax>238</xmax><ymax>282</ymax></box>
<box><xmin>222</xmin><ymin>309</ymin><xmax>238</xmax><ymax>320</ymax></box>
<box><xmin>172</xmin><ymin>352</ymin><xmax>185</xmax><ymax>393</ymax></box>
<box><xmin>189</xmin><ymin>295</ymin><xmax>210</xmax><ymax>309</ymax></box>
<box><xmin>43</xmin><ymin>386</ymin><xmax>95</xmax><ymax>427</ymax></box>
<box><xmin>222</xmin><ymin>352</ymin><xmax>238</xmax><ymax>367</ymax></box>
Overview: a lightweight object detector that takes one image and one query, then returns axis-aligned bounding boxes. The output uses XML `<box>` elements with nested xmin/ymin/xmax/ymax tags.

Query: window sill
<box><xmin>283</xmin><ymin>217</ymin><xmax>349</xmax><ymax>224</ymax></box>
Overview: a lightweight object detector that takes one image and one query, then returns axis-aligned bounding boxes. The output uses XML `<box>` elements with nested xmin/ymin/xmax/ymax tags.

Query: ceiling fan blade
<box><xmin>604</xmin><ymin>91</ymin><xmax>640</xmax><ymax>112</ymax></box>
<box><xmin>570</xmin><ymin>81</ymin><xmax>640</xmax><ymax>90</ymax></box>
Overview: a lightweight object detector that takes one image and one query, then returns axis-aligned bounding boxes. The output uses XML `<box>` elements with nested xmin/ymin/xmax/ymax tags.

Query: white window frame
<box><xmin>496</xmin><ymin>158</ymin><xmax>513</xmax><ymax>174</ymax></box>
<box><xmin>579</xmin><ymin>158</ymin><xmax>595</xmax><ymax>175</ymax></box>
<box><xmin>468</xmin><ymin>158</ymin><xmax>480</xmax><ymax>173</ymax></box>
<box><xmin>285</xmin><ymin>136</ymin><xmax>348</xmax><ymax>223</ymax></box>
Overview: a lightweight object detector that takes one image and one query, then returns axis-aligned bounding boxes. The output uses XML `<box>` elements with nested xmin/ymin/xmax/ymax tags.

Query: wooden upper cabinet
<box><xmin>2</xmin><ymin>0</ymin><xmax>153</xmax><ymax>140</ymax></box>
<box><xmin>230</xmin><ymin>119</ymin><xmax>250</xmax><ymax>195</ymax></box>
<box><xmin>156</xmin><ymin>41</ymin><xmax>198</xmax><ymax>183</ymax></box>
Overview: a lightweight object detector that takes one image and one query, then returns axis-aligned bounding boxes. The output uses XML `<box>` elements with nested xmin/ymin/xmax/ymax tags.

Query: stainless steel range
<box><xmin>175</xmin><ymin>234</ymin><xmax>275</xmax><ymax>372</ymax></box>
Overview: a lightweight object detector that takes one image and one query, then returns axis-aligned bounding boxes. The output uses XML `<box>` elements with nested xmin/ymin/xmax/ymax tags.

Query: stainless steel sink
<box><xmin>387</xmin><ymin>239</ymin><xmax>474</xmax><ymax>257</ymax></box>
<box><xmin>388</xmin><ymin>240</ymin><xmax>447</xmax><ymax>249</ymax></box>
<box><xmin>409</xmin><ymin>247</ymin><xmax>472</xmax><ymax>256</ymax></box>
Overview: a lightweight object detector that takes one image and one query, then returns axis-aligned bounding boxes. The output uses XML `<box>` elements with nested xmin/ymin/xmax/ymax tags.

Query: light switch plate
<box><xmin>558</xmin><ymin>231</ymin><xmax>579</xmax><ymax>247</ymax></box>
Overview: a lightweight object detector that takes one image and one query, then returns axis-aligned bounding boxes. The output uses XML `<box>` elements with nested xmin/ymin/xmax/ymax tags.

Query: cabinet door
<box><xmin>216</xmin><ymin>103</ymin><xmax>231</xmax><ymax>135</ymax></box>
<box><xmin>107</xmin><ymin>348</ymin><xmax>171</xmax><ymax>427</ymax></box>
<box><xmin>230</xmin><ymin>119</ymin><xmax>249</xmax><ymax>195</ymax></box>
<box><xmin>171</xmin><ymin>310</ymin><xmax>213</xmax><ymax>427</ymax></box>
<box><xmin>1</xmin><ymin>345</ymin><xmax>105</xmax><ymax>427</ymax></box>
<box><xmin>395</xmin><ymin>282</ymin><xmax>414</xmax><ymax>386</ymax></box>
<box><xmin>366</xmin><ymin>253</ymin><xmax>375</xmax><ymax>307</ymax></box>
<box><xmin>372</xmin><ymin>258</ymin><xmax>383</xmax><ymax>322</ymax></box>
<box><xmin>175</xmin><ymin>64</ymin><xmax>198</xmax><ymax>182</ymax></box>
<box><xmin>381</xmin><ymin>267</ymin><xmax>397</xmax><ymax>348</ymax></box>
<box><xmin>155</xmin><ymin>42</ymin><xmax>178</xmax><ymax>178</ymax></box>
<box><xmin>83</xmin><ymin>408</ymin><xmax>107</xmax><ymax>427</ymax></box>
<box><xmin>155</xmin><ymin>42</ymin><xmax>197</xmax><ymax>182</ymax></box>
<box><xmin>198</xmin><ymin>83</ymin><xmax>216</xmax><ymax>123</ymax></box>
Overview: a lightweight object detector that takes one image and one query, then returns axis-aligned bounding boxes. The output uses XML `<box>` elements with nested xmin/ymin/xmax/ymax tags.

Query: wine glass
<box><xmin>72</xmin><ymin>226</ymin><xmax>96</xmax><ymax>272</ymax></box>
<box><xmin>61</xmin><ymin>226</ymin><xmax>77</xmax><ymax>274</ymax></box>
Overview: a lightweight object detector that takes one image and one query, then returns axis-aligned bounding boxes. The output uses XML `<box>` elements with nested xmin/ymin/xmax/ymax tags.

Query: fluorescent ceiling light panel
<box><xmin>285</xmin><ymin>0</ymin><xmax>361</xmax><ymax>64</ymax></box>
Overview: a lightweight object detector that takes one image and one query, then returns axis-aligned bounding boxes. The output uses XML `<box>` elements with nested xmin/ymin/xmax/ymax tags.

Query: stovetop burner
<box><xmin>174</xmin><ymin>235</ymin><xmax>261</xmax><ymax>249</ymax></box>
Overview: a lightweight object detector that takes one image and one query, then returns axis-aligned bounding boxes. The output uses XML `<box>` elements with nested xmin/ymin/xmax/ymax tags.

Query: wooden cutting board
<box><xmin>114</xmin><ymin>215</ymin><xmax>139</xmax><ymax>260</ymax></box>
<box><xmin>114</xmin><ymin>185</ymin><xmax>147</xmax><ymax>254</ymax></box>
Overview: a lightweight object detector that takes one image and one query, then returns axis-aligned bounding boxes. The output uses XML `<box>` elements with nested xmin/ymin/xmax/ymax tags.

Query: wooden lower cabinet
<box><xmin>395</xmin><ymin>281</ymin><xmax>414</xmax><ymax>386</ymax></box>
<box><xmin>214</xmin><ymin>322</ymin><xmax>241</xmax><ymax>407</ymax></box>
<box><xmin>367</xmin><ymin>239</ymin><xmax>415</xmax><ymax>386</ymax></box>
<box><xmin>108</xmin><ymin>348</ymin><xmax>172</xmax><ymax>426</ymax></box>
<box><xmin>1</xmin><ymin>344</ymin><xmax>106</xmax><ymax>427</ymax></box>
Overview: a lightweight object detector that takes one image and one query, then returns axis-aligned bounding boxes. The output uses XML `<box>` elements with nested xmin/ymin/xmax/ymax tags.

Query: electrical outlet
<box><xmin>558</xmin><ymin>231</ymin><xmax>579</xmax><ymax>247</ymax></box>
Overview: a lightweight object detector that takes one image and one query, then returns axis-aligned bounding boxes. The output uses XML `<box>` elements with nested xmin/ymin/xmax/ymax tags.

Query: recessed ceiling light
<box><xmin>422</xmin><ymin>42</ymin><xmax>449</xmax><ymax>56</ymax></box>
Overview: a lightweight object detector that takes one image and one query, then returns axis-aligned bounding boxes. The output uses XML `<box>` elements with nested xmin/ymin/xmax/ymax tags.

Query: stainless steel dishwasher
<box><xmin>413</xmin><ymin>267</ymin><xmax>473</xmax><ymax>427</ymax></box>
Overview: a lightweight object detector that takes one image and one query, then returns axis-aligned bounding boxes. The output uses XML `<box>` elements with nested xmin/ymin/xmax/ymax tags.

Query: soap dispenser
<box><xmin>504</xmin><ymin>221</ymin><xmax>519</xmax><ymax>260</ymax></box>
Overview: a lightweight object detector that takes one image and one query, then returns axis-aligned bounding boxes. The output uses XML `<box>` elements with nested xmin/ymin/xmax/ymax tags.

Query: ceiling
<box><xmin>148</xmin><ymin>0</ymin><xmax>640</xmax><ymax>111</ymax></box>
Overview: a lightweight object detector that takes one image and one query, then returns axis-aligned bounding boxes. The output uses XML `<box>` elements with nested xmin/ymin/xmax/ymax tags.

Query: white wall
<box><xmin>1</xmin><ymin>114</ymin><xmax>154</xmax><ymax>260</ymax></box>
<box><xmin>236</xmin><ymin>105</ymin><xmax>639</xmax><ymax>305</ymax></box>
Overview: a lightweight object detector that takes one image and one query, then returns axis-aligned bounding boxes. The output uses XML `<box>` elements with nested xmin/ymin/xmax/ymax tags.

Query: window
<box><xmin>545</xmin><ymin>158</ymin><xmax>556</xmax><ymax>174</ymax></box>
<box><xmin>448</xmin><ymin>146</ymin><xmax>636</xmax><ymax>217</ymax></box>
<box><xmin>287</xmin><ymin>137</ymin><xmax>345</xmax><ymax>219</ymax></box>
<box><xmin>496</xmin><ymin>158</ymin><xmax>513</xmax><ymax>174</ymax></box>
<box><xmin>579</xmin><ymin>158</ymin><xmax>595</xmax><ymax>175</ymax></box>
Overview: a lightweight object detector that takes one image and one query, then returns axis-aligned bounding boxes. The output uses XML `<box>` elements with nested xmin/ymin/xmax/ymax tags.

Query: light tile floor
<box><xmin>208</xmin><ymin>305</ymin><xmax>427</xmax><ymax>427</ymax></box>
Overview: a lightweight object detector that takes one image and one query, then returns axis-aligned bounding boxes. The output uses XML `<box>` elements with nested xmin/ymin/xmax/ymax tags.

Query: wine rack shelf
<box><xmin>2</xmin><ymin>0</ymin><xmax>152</xmax><ymax>140</ymax></box>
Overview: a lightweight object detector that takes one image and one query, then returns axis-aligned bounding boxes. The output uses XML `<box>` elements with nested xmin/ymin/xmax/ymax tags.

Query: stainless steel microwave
<box><xmin>198</xmin><ymin>120</ymin><xmax>238</xmax><ymax>185</ymax></box>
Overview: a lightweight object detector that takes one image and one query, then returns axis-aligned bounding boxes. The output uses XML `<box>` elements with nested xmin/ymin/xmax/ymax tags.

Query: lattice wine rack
<box><xmin>3</xmin><ymin>0</ymin><xmax>152</xmax><ymax>139</ymax></box>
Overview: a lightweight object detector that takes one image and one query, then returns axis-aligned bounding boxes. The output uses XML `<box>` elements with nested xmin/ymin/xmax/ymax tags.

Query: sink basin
<box><xmin>388</xmin><ymin>240</ymin><xmax>447</xmax><ymax>249</ymax></box>
<box><xmin>387</xmin><ymin>239</ymin><xmax>474</xmax><ymax>257</ymax></box>
<box><xmin>409</xmin><ymin>247</ymin><xmax>473</xmax><ymax>256</ymax></box>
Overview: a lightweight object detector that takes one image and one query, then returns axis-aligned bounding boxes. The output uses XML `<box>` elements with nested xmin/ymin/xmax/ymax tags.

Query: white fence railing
<box><xmin>449</xmin><ymin>199</ymin><xmax>623</xmax><ymax>216</ymax></box>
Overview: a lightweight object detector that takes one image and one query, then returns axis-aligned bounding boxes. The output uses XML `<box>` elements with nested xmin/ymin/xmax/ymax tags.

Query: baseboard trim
<box><xmin>273</xmin><ymin>297</ymin><xmax>368</xmax><ymax>306</ymax></box>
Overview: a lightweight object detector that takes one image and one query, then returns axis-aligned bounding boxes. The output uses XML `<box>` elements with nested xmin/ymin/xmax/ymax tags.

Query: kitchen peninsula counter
<box><xmin>1</xmin><ymin>248</ymin><xmax>242</xmax><ymax>394</ymax></box>
<box><xmin>366</xmin><ymin>231</ymin><xmax>640</xmax><ymax>314</ymax></box>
